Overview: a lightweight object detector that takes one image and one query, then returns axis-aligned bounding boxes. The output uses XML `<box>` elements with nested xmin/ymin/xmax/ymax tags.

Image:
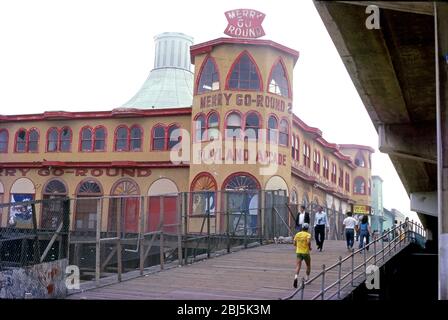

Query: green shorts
<box><xmin>296</xmin><ymin>253</ymin><xmax>310</xmax><ymax>263</ymax></box>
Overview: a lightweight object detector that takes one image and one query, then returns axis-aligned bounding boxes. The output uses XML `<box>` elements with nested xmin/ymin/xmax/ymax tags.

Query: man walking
<box><xmin>314</xmin><ymin>206</ymin><xmax>329</xmax><ymax>252</ymax></box>
<box><xmin>295</xmin><ymin>205</ymin><xmax>310</xmax><ymax>232</ymax></box>
<box><xmin>342</xmin><ymin>211</ymin><xmax>357</xmax><ymax>251</ymax></box>
<box><xmin>293</xmin><ymin>223</ymin><xmax>312</xmax><ymax>288</ymax></box>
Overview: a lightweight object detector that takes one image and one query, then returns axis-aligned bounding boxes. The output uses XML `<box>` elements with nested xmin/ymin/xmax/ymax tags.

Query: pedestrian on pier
<box><xmin>358</xmin><ymin>215</ymin><xmax>371</xmax><ymax>251</ymax></box>
<box><xmin>295</xmin><ymin>205</ymin><xmax>310</xmax><ymax>232</ymax></box>
<box><xmin>293</xmin><ymin>223</ymin><xmax>312</xmax><ymax>288</ymax></box>
<box><xmin>342</xmin><ymin>211</ymin><xmax>357</xmax><ymax>251</ymax></box>
<box><xmin>314</xmin><ymin>206</ymin><xmax>329</xmax><ymax>252</ymax></box>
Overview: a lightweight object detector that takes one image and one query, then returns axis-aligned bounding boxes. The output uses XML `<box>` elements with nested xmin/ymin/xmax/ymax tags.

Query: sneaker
<box><xmin>293</xmin><ymin>278</ymin><xmax>298</xmax><ymax>288</ymax></box>
<box><xmin>305</xmin><ymin>275</ymin><xmax>310</xmax><ymax>282</ymax></box>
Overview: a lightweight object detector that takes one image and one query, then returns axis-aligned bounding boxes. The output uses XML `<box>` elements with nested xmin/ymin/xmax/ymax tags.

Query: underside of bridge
<box><xmin>313</xmin><ymin>0</ymin><xmax>447</xmax><ymax>299</ymax></box>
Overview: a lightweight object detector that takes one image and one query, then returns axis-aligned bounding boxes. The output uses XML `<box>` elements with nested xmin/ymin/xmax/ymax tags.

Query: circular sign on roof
<box><xmin>224</xmin><ymin>9</ymin><xmax>266</xmax><ymax>39</ymax></box>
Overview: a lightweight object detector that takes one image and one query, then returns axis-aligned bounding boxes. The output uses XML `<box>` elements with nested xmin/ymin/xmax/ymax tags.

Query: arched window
<box><xmin>354</xmin><ymin>152</ymin><xmax>366</xmax><ymax>167</ymax></box>
<box><xmin>75</xmin><ymin>180</ymin><xmax>102</xmax><ymax>231</ymax></box>
<box><xmin>108</xmin><ymin>179</ymin><xmax>140</xmax><ymax>233</ymax></box>
<box><xmin>354</xmin><ymin>177</ymin><xmax>366</xmax><ymax>195</ymax></box>
<box><xmin>9</xmin><ymin>178</ymin><xmax>35</xmax><ymax>227</ymax></box>
<box><xmin>80</xmin><ymin>127</ymin><xmax>93</xmax><ymax>151</ymax></box>
<box><xmin>194</xmin><ymin>114</ymin><xmax>206</xmax><ymax>142</ymax></box>
<box><xmin>245</xmin><ymin>112</ymin><xmax>260</xmax><ymax>140</ymax></box>
<box><xmin>207</xmin><ymin>112</ymin><xmax>219</xmax><ymax>141</ymax></box>
<box><xmin>190</xmin><ymin>173</ymin><xmax>217</xmax><ymax>216</ymax></box>
<box><xmin>268</xmin><ymin>59</ymin><xmax>290</xmax><ymax>98</ymax></box>
<box><xmin>197</xmin><ymin>56</ymin><xmax>220</xmax><ymax>94</ymax></box>
<box><xmin>227</xmin><ymin>52</ymin><xmax>262</xmax><ymax>91</ymax></box>
<box><xmin>152</xmin><ymin>125</ymin><xmax>166</xmax><ymax>150</ymax></box>
<box><xmin>41</xmin><ymin>179</ymin><xmax>67</xmax><ymax>229</ymax></box>
<box><xmin>28</xmin><ymin>129</ymin><xmax>39</xmax><ymax>152</ymax></box>
<box><xmin>223</xmin><ymin>173</ymin><xmax>260</xmax><ymax>236</ymax></box>
<box><xmin>268</xmin><ymin>115</ymin><xmax>278</xmax><ymax>144</ymax></box>
<box><xmin>0</xmin><ymin>129</ymin><xmax>8</xmax><ymax>153</ymax></box>
<box><xmin>94</xmin><ymin>126</ymin><xmax>106</xmax><ymax>151</ymax></box>
<box><xmin>115</xmin><ymin>126</ymin><xmax>128</xmax><ymax>151</ymax></box>
<box><xmin>130</xmin><ymin>126</ymin><xmax>142</xmax><ymax>151</ymax></box>
<box><xmin>168</xmin><ymin>124</ymin><xmax>181</xmax><ymax>150</ymax></box>
<box><xmin>15</xmin><ymin>129</ymin><xmax>27</xmax><ymax>152</ymax></box>
<box><xmin>226</xmin><ymin>112</ymin><xmax>242</xmax><ymax>138</ymax></box>
<box><xmin>279</xmin><ymin>119</ymin><xmax>289</xmax><ymax>146</ymax></box>
<box><xmin>303</xmin><ymin>143</ymin><xmax>311</xmax><ymax>168</ymax></box>
<box><xmin>47</xmin><ymin>128</ymin><xmax>59</xmax><ymax>152</ymax></box>
<box><xmin>60</xmin><ymin>127</ymin><xmax>72</xmax><ymax>152</ymax></box>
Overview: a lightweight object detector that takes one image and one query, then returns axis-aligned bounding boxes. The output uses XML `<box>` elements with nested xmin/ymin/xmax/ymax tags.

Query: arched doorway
<box><xmin>74</xmin><ymin>179</ymin><xmax>103</xmax><ymax>231</ymax></box>
<box><xmin>190</xmin><ymin>172</ymin><xmax>217</xmax><ymax>216</ymax></box>
<box><xmin>9</xmin><ymin>178</ymin><xmax>35</xmax><ymax>228</ymax></box>
<box><xmin>147</xmin><ymin>178</ymin><xmax>178</xmax><ymax>233</ymax></box>
<box><xmin>108</xmin><ymin>179</ymin><xmax>140</xmax><ymax>233</ymax></box>
<box><xmin>222</xmin><ymin>173</ymin><xmax>260</xmax><ymax>236</ymax></box>
<box><xmin>41</xmin><ymin>179</ymin><xmax>68</xmax><ymax>229</ymax></box>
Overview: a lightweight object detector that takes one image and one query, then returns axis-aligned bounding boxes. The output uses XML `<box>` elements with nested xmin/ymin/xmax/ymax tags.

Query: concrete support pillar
<box><xmin>435</xmin><ymin>2</ymin><xmax>448</xmax><ymax>300</ymax></box>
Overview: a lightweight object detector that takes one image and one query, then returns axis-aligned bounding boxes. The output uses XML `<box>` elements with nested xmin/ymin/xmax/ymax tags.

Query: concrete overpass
<box><xmin>313</xmin><ymin>0</ymin><xmax>447</xmax><ymax>299</ymax></box>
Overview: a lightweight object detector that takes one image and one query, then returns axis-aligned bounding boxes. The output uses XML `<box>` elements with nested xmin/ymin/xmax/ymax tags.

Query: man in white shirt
<box><xmin>342</xmin><ymin>211</ymin><xmax>357</xmax><ymax>251</ymax></box>
<box><xmin>313</xmin><ymin>206</ymin><xmax>330</xmax><ymax>252</ymax></box>
<box><xmin>295</xmin><ymin>205</ymin><xmax>310</xmax><ymax>232</ymax></box>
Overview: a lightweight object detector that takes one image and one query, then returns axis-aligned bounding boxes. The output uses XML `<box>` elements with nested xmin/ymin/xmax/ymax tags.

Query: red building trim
<box><xmin>221</xmin><ymin>171</ymin><xmax>261</xmax><ymax>191</ymax></box>
<box><xmin>45</xmin><ymin>127</ymin><xmax>59</xmax><ymax>153</ymax></box>
<box><xmin>0</xmin><ymin>107</ymin><xmax>192</xmax><ymax>123</ymax></box>
<box><xmin>0</xmin><ymin>161</ymin><xmax>189</xmax><ymax>169</ymax></box>
<box><xmin>339</xmin><ymin>144</ymin><xmax>375</xmax><ymax>153</ymax></box>
<box><xmin>223</xmin><ymin>109</ymin><xmax>244</xmax><ymax>139</ymax></box>
<box><xmin>190</xmin><ymin>37</ymin><xmax>300</xmax><ymax>65</ymax></box>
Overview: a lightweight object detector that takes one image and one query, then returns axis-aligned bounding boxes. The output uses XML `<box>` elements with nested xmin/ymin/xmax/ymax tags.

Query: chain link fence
<box><xmin>0</xmin><ymin>198</ymin><xmax>70</xmax><ymax>271</ymax></box>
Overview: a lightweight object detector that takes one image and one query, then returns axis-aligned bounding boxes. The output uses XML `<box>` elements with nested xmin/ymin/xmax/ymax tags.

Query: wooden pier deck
<box><xmin>67</xmin><ymin>240</ymin><xmax>389</xmax><ymax>300</ymax></box>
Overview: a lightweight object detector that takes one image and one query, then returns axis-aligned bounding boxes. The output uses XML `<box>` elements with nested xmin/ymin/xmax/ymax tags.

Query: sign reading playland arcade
<box><xmin>224</xmin><ymin>9</ymin><xmax>266</xmax><ymax>39</ymax></box>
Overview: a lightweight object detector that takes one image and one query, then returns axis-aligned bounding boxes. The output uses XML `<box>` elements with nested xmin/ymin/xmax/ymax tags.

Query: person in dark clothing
<box><xmin>295</xmin><ymin>205</ymin><xmax>310</xmax><ymax>232</ymax></box>
<box><xmin>358</xmin><ymin>215</ymin><xmax>371</xmax><ymax>250</ymax></box>
<box><xmin>313</xmin><ymin>206</ymin><xmax>329</xmax><ymax>251</ymax></box>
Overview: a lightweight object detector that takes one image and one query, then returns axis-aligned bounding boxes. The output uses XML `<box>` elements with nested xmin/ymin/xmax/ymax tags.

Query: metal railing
<box><xmin>282</xmin><ymin>220</ymin><xmax>426</xmax><ymax>300</ymax></box>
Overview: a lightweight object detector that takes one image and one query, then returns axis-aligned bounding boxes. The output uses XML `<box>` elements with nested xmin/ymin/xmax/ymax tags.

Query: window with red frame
<box><xmin>60</xmin><ymin>127</ymin><xmax>72</xmax><ymax>152</ymax></box>
<box><xmin>323</xmin><ymin>157</ymin><xmax>329</xmax><ymax>179</ymax></box>
<box><xmin>197</xmin><ymin>57</ymin><xmax>220</xmax><ymax>94</ymax></box>
<box><xmin>226</xmin><ymin>112</ymin><xmax>242</xmax><ymax>139</ymax></box>
<box><xmin>268</xmin><ymin>115</ymin><xmax>278</xmax><ymax>144</ymax></box>
<box><xmin>313</xmin><ymin>151</ymin><xmax>320</xmax><ymax>174</ymax></box>
<box><xmin>279</xmin><ymin>119</ymin><xmax>289</xmax><ymax>146</ymax></box>
<box><xmin>345</xmin><ymin>173</ymin><xmax>350</xmax><ymax>192</ymax></box>
<box><xmin>114</xmin><ymin>125</ymin><xmax>142</xmax><ymax>152</ymax></box>
<box><xmin>0</xmin><ymin>129</ymin><xmax>8</xmax><ymax>153</ymax></box>
<box><xmin>303</xmin><ymin>143</ymin><xmax>310</xmax><ymax>168</ymax></box>
<box><xmin>268</xmin><ymin>60</ymin><xmax>289</xmax><ymax>98</ymax></box>
<box><xmin>152</xmin><ymin>125</ymin><xmax>166</xmax><ymax>150</ymax></box>
<box><xmin>207</xmin><ymin>112</ymin><xmax>219</xmax><ymax>141</ymax></box>
<box><xmin>94</xmin><ymin>127</ymin><xmax>106</xmax><ymax>151</ymax></box>
<box><xmin>80</xmin><ymin>127</ymin><xmax>93</xmax><ymax>151</ymax></box>
<box><xmin>130</xmin><ymin>126</ymin><xmax>142</xmax><ymax>151</ymax></box>
<box><xmin>195</xmin><ymin>114</ymin><xmax>206</xmax><ymax>142</ymax></box>
<box><xmin>47</xmin><ymin>128</ymin><xmax>59</xmax><ymax>152</ymax></box>
<box><xmin>331</xmin><ymin>163</ymin><xmax>337</xmax><ymax>183</ymax></box>
<box><xmin>15</xmin><ymin>129</ymin><xmax>27</xmax><ymax>152</ymax></box>
<box><xmin>28</xmin><ymin>129</ymin><xmax>39</xmax><ymax>152</ymax></box>
<box><xmin>245</xmin><ymin>112</ymin><xmax>260</xmax><ymax>140</ymax></box>
<box><xmin>227</xmin><ymin>52</ymin><xmax>261</xmax><ymax>91</ymax></box>
<box><xmin>115</xmin><ymin>126</ymin><xmax>128</xmax><ymax>151</ymax></box>
<box><xmin>339</xmin><ymin>168</ymin><xmax>344</xmax><ymax>188</ymax></box>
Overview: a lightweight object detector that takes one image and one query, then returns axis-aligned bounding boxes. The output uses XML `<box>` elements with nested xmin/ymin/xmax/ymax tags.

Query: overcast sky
<box><xmin>0</xmin><ymin>0</ymin><xmax>419</xmax><ymax>222</ymax></box>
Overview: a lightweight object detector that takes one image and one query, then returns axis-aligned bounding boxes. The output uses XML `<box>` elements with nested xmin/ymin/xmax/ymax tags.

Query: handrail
<box><xmin>282</xmin><ymin>220</ymin><xmax>426</xmax><ymax>300</ymax></box>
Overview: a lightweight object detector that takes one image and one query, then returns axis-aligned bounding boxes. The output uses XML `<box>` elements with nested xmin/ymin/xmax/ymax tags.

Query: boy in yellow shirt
<box><xmin>293</xmin><ymin>223</ymin><xmax>312</xmax><ymax>288</ymax></box>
